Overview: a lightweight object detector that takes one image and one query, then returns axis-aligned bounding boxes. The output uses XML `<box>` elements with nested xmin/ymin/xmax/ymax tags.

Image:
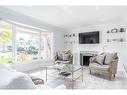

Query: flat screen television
<box><xmin>79</xmin><ymin>31</ymin><xmax>99</xmax><ymax>44</ymax></box>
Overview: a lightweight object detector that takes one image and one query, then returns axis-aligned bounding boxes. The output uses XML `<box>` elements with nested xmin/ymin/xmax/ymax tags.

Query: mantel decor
<box><xmin>120</xmin><ymin>28</ymin><xmax>126</xmax><ymax>32</ymax></box>
<box><xmin>107</xmin><ymin>38</ymin><xmax>126</xmax><ymax>42</ymax></box>
<box><xmin>64</xmin><ymin>33</ymin><xmax>76</xmax><ymax>38</ymax></box>
<box><xmin>107</xmin><ymin>27</ymin><xmax>126</xmax><ymax>33</ymax></box>
<box><xmin>111</xmin><ymin>28</ymin><xmax>118</xmax><ymax>33</ymax></box>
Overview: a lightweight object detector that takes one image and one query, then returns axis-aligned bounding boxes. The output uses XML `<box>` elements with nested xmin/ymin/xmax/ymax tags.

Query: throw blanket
<box><xmin>0</xmin><ymin>67</ymin><xmax>36</xmax><ymax>89</ymax></box>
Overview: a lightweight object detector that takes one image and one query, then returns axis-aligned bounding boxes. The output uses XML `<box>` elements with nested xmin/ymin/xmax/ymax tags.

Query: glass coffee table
<box><xmin>45</xmin><ymin>64</ymin><xmax>84</xmax><ymax>89</ymax></box>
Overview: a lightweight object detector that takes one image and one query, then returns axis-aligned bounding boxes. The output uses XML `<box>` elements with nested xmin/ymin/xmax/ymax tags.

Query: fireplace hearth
<box><xmin>80</xmin><ymin>51</ymin><xmax>98</xmax><ymax>66</ymax></box>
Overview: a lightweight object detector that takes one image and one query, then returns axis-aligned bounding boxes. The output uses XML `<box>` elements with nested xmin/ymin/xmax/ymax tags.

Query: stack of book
<box><xmin>59</xmin><ymin>72</ymin><xmax>71</xmax><ymax>77</ymax></box>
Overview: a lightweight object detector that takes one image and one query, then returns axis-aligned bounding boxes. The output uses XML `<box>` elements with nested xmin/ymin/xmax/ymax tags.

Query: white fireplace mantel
<box><xmin>80</xmin><ymin>51</ymin><xmax>98</xmax><ymax>56</ymax></box>
<box><xmin>80</xmin><ymin>51</ymin><xmax>98</xmax><ymax>66</ymax></box>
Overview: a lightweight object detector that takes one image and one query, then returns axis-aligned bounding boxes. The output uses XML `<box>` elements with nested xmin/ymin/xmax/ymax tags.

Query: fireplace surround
<box><xmin>80</xmin><ymin>51</ymin><xmax>98</xmax><ymax>66</ymax></box>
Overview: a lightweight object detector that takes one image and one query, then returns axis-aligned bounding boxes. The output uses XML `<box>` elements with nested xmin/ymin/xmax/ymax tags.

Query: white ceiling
<box><xmin>3</xmin><ymin>6</ymin><xmax>127</xmax><ymax>30</ymax></box>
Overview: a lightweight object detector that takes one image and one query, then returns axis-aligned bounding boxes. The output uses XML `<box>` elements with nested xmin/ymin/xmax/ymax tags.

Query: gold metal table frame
<box><xmin>45</xmin><ymin>64</ymin><xmax>84</xmax><ymax>89</ymax></box>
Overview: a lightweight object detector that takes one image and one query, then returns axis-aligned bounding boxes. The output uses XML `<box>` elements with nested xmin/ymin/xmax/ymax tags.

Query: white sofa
<box><xmin>10</xmin><ymin>60</ymin><xmax>66</xmax><ymax>89</ymax></box>
<box><xmin>11</xmin><ymin>60</ymin><xmax>54</xmax><ymax>73</ymax></box>
<box><xmin>0</xmin><ymin>64</ymin><xmax>36</xmax><ymax>89</ymax></box>
<box><xmin>0</xmin><ymin>61</ymin><xmax>66</xmax><ymax>89</ymax></box>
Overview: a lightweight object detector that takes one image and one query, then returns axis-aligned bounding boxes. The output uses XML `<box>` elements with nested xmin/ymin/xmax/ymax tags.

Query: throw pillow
<box><xmin>62</xmin><ymin>53</ymin><xmax>70</xmax><ymax>61</ymax></box>
<box><xmin>104</xmin><ymin>53</ymin><xmax>117</xmax><ymax>65</ymax></box>
<box><xmin>94</xmin><ymin>54</ymin><xmax>105</xmax><ymax>65</ymax></box>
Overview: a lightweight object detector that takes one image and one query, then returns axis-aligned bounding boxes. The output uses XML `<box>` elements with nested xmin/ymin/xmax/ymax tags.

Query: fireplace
<box><xmin>83</xmin><ymin>56</ymin><xmax>92</xmax><ymax>66</ymax></box>
<box><xmin>80</xmin><ymin>51</ymin><xmax>98</xmax><ymax>66</ymax></box>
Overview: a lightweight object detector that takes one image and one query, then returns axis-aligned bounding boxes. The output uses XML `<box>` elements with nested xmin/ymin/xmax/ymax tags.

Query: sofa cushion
<box><xmin>11</xmin><ymin>60</ymin><xmax>41</xmax><ymax>72</ymax></box>
<box><xmin>104</xmin><ymin>53</ymin><xmax>117</xmax><ymax>65</ymax></box>
<box><xmin>62</xmin><ymin>53</ymin><xmax>70</xmax><ymax>61</ymax></box>
<box><xmin>94</xmin><ymin>54</ymin><xmax>105</xmax><ymax>65</ymax></box>
<box><xmin>89</xmin><ymin>63</ymin><xmax>109</xmax><ymax>71</ymax></box>
<box><xmin>0</xmin><ymin>64</ymin><xmax>13</xmax><ymax>71</ymax></box>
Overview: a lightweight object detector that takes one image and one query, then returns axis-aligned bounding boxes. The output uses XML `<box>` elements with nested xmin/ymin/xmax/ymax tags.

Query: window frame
<box><xmin>0</xmin><ymin>20</ymin><xmax>53</xmax><ymax>64</ymax></box>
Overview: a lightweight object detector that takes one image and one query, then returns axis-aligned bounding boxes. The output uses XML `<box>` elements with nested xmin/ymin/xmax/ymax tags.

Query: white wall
<box><xmin>53</xmin><ymin>31</ymin><xmax>64</xmax><ymax>54</ymax></box>
<box><xmin>121</xmin><ymin>12</ymin><xmax>127</xmax><ymax>71</ymax></box>
<box><xmin>65</xmin><ymin>22</ymin><xmax>127</xmax><ymax>71</ymax></box>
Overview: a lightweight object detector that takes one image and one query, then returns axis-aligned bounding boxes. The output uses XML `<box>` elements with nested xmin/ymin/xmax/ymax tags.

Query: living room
<box><xmin>0</xmin><ymin>5</ymin><xmax>127</xmax><ymax>90</ymax></box>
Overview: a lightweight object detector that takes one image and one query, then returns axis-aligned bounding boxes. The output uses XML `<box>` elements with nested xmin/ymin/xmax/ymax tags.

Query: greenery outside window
<box><xmin>0</xmin><ymin>21</ymin><xmax>12</xmax><ymax>64</ymax></box>
<box><xmin>0</xmin><ymin>20</ymin><xmax>53</xmax><ymax>64</ymax></box>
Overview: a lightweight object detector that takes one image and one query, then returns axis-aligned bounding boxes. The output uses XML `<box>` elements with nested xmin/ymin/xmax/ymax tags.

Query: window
<box><xmin>0</xmin><ymin>21</ymin><xmax>12</xmax><ymax>64</ymax></box>
<box><xmin>0</xmin><ymin>20</ymin><xmax>53</xmax><ymax>64</ymax></box>
<box><xmin>16</xmin><ymin>27</ymin><xmax>40</xmax><ymax>62</ymax></box>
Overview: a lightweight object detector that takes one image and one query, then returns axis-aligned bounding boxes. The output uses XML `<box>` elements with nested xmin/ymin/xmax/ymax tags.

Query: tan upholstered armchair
<box><xmin>55</xmin><ymin>50</ymin><xmax>73</xmax><ymax>64</ymax></box>
<box><xmin>89</xmin><ymin>53</ymin><xmax>118</xmax><ymax>80</ymax></box>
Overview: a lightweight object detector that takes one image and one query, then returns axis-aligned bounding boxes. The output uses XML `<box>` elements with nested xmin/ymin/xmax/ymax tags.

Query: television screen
<box><xmin>79</xmin><ymin>31</ymin><xmax>99</xmax><ymax>44</ymax></box>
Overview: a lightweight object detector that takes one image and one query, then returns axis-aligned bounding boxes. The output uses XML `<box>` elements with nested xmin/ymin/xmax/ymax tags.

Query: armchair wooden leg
<box><xmin>109</xmin><ymin>67</ymin><xmax>112</xmax><ymax>80</ymax></box>
<box><xmin>89</xmin><ymin>69</ymin><xmax>91</xmax><ymax>74</ymax></box>
<box><xmin>113</xmin><ymin>74</ymin><xmax>115</xmax><ymax>78</ymax></box>
<box><xmin>109</xmin><ymin>74</ymin><xmax>112</xmax><ymax>80</ymax></box>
